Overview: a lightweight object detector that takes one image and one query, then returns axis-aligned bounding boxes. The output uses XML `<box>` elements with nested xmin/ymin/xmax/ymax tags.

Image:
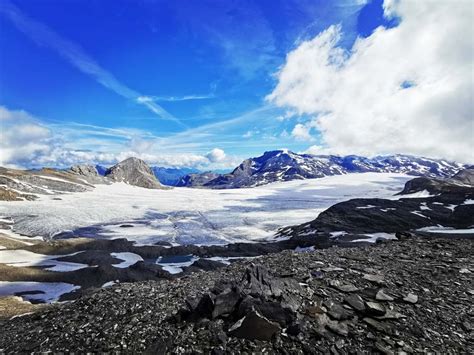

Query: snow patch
<box><xmin>0</xmin><ymin>250</ymin><xmax>88</xmax><ymax>272</ymax></box>
<box><xmin>111</xmin><ymin>252</ymin><xmax>143</xmax><ymax>268</ymax></box>
<box><xmin>351</xmin><ymin>233</ymin><xmax>397</xmax><ymax>243</ymax></box>
<box><xmin>0</xmin><ymin>281</ymin><xmax>80</xmax><ymax>303</ymax></box>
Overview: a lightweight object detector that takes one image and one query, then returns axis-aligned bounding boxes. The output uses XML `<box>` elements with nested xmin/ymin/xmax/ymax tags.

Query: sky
<box><xmin>0</xmin><ymin>0</ymin><xmax>472</xmax><ymax>169</ymax></box>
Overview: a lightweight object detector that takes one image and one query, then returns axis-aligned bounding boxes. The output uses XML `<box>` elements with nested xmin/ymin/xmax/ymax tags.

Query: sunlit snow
<box><xmin>0</xmin><ymin>173</ymin><xmax>410</xmax><ymax>246</ymax></box>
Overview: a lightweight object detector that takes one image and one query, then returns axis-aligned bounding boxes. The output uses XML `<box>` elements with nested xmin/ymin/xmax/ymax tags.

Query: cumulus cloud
<box><xmin>268</xmin><ymin>0</ymin><xmax>474</xmax><ymax>162</ymax></box>
<box><xmin>0</xmin><ymin>106</ymin><xmax>234</xmax><ymax>169</ymax></box>
<box><xmin>0</xmin><ymin>106</ymin><xmax>52</xmax><ymax>167</ymax></box>
<box><xmin>206</xmin><ymin>148</ymin><xmax>226</xmax><ymax>163</ymax></box>
<box><xmin>291</xmin><ymin>123</ymin><xmax>313</xmax><ymax>141</ymax></box>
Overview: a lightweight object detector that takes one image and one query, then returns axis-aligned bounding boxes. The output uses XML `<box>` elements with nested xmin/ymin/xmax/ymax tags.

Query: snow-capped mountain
<box><xmin>182</xmin><ymin>150</ymin><xmax>466</xmax><ymax>189</ymax></box>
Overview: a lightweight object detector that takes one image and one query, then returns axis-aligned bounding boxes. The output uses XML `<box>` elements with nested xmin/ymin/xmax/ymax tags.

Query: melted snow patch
<box><xmin>417</xmin><ymin>227</ymin><xmax>474</xmax><ymax>234</ymax></box>
<box><xmin>0</xmin><ymin>250</ymin><xmax>88</xmax><ymax>272</ymax></box>
<box><xmin>463</xmin><ymin>199</ymin><xmax>474</xmax><ymax>205</ymax></box>
<box><xmin>0</xmin><ymin>281</ymin><xmax>80</xmax><ymax>303</ymax></box>
<box><xmin>351</xmin><ymin>233</ymin><xmax>398</xmax><ymax>243</ymax></box>
<box><xmin>111</xmin><ymin>252</ymin><xmax>143</xmax><ymax>268</ymax></box>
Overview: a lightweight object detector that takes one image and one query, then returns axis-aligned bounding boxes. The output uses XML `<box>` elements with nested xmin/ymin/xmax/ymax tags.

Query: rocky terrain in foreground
<box><xmin>0</xmin><ymin>234</ymin><xmax>472</xmax><ymax>353</ymax></box>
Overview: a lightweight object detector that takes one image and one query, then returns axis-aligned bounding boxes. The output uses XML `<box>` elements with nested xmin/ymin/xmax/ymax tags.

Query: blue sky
<box><xmin>1</xmin><ymin>0</ymin><xmax>471</xmax><ymax>168</ymax></box>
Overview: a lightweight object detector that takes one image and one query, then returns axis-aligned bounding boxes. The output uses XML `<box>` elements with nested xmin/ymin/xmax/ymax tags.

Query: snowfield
<box><xmin>0</xmin><ymin>173</ymin><xmax>411</xmax><ymax>246</ymax></box>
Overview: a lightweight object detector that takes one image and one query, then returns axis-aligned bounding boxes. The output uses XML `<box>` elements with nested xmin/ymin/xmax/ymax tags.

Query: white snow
<box><xmin>330</xmin><ymin>231</ymin><xmax>348</xmax><ymax>238</ymax></box>
<box><xmin>0</xmin><ymin>173</ymin><xmax>411</xmax><ymax>246</ymax></box>
<box><xmin>102</xmin><ymin>280</ymin><xmax>119</xmax><ymax>287</ymax></box>
<box><xmin>0</xmin><ymin>250</ymin><xmax>88</xmax><ymax>272</ymax></box>
<box><xmin>0</xmin><ymin>281</ymin><xmax>80</xmax><ymax>302</ymax></box>
<box><xmin>411</xmin><ymin>211</ymin><xmax>429</xmax><ymax>218</ymax></box>
<box><xmin>445</xmin><ymin>204</ymin><xmax>458</xmax><ymax>211</ymax></box>
<box><xmin>417</xmin><ymin>226</ymin><xmax>474</xmax><ymax>234</ymax></box>
<box><xmin>111</xmin><ymin>252</ymin><xmax>143</xmax><ymax>268</ymax></box>
<box><xmin>396</xmin><ymin>190</ymin><xmax>436</xmax><ymax>199</ymax></box>
<box><xmin>203</xmin><ymin>256</ymin><xmax>259</xmax><ymax>266</ymax></box>
<box><xmin>356</xmin><ymin>205</ymin><xmax>377</xmax><ymax>209</ymax></box>
<box><xmin>351</xmin><ymin>233</ymin><xmax>398</xmax><ymax>243</ymax></box>
<box><xmin>419</xmin><ymin>203</ymin><xmax>432</xmax><ymax>211</ymax></box>
<box><xmin>157</xmin><ymin>255</ymin><xmax>199</xmax><ymax>274</ymax></box>
<box><xmin>463</xmin><ymin>199</ymin><xmax>474</xmax><ymax>205</ymax></box>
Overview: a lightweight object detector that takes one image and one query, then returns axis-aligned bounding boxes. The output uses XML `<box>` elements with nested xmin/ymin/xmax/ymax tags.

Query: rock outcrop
<box><xmin>104</xmin><ymin>157</ymin><xmax>165</xmax><ymax>189</ymax></box>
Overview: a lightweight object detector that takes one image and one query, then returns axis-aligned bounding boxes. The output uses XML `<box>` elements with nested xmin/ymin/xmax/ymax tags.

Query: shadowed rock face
<box><xmin>105</xmin><ymin>157</ymin><xmax>165</xmax><ymax>189</ymax></box>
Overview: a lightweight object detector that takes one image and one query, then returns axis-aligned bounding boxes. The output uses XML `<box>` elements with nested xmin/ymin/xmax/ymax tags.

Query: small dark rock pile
<box><xmin>177</xmin><ymin>265</ymin><xmax>302</xmax><ymax>341</ymax></box>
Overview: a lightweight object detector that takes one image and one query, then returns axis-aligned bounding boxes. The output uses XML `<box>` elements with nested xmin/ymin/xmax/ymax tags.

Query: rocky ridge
<box><xmin>0</xmin><ymin>234</ymin><xmax>472</xmax><ymax>353</ymax></box>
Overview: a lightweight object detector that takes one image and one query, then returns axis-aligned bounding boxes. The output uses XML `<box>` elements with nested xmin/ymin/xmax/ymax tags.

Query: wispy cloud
<box><xmin>0</xmin><ymin>0</ymin><xmax>183</xmax><ymax>126</ymax></box>
<box><xmin>139</xmin><ymin>94</ymin><xmax>215</xmax><ymax>102</ymax></box>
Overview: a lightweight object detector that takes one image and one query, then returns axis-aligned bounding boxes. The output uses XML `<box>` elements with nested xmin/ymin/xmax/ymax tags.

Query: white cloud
<box><xmin>206</xmin><ymin>148</ymin><xmax>226</xmax><ymax>163</ymax></box>
<box><xmin>0</xmin><ymin>106</ymin><xmax>235</xmax><ymax>169</ymax></box>
<box><xmin>268</xmin><ymin>0</ymin><xmax>474</xmax><ymax>163</ymax></box>
<box><xmin>0</xmin><ymin>106</ymin><xmax>52</xmax><ymax>167</ymax></box>
<box><xmin>291</xmin><ymin>123</ymin><xmax>314</xmax><ymax>141</ymax></box>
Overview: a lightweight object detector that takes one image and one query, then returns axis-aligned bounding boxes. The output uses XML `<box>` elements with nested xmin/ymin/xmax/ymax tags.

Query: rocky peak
<box><xmin>105</xmin><ymin>157</ymin><xmax>165</xmax><ymax>189</ymax></box>
<box><xmin>70</xmin><ymin>165</ymin><xmax>99</xmax><ymax>177</ymax></box>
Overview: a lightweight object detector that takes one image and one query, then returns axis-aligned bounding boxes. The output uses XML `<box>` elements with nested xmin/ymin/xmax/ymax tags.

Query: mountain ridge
<box><xmin>178</xmin><ymin>150</ymin><xmax>466</xmax><ymax>188</ymax></box>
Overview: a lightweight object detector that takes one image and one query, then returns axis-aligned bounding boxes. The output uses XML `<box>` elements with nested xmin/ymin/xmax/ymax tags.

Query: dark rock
<box><xmin>344</xmin><ymin>294</ymin><xmax>366</xmax><ymax>312</ymax></box>
<box><xmin>364</xmin><ymin>302</ymin><xmax>386</xmax><ymax>316</ymax></box>
<box><xmin>228</xmin><ymin>310</ymin><xmax>281</xmax><ymax>341</ymax></box>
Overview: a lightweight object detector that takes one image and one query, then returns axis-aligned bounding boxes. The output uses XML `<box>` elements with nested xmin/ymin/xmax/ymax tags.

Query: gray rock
<box><xmin>344</xmin><ymin>294</ymin><xmax>366</xmax><ymax>312</ymax></box>
<box><xmin>363</xmin><ymin>274</ymin><xmax>385</xmax><ymax>285</ymax></box>
<box><xmin>403</xmin><ymin>293</ymin><xmax>418</xmax><ymax>304</ymax></box>
<box><xmin>375</xmin><ymin>289</ymin><xmax>394</xmax><ymax>301</ymax></box>
<box><xmin>105</xmin><ymin>157</ymin><xmax>165</xmax><ymax>189</ymax></box>
<box><xmin>365</xmin><ymin>302</ymin><xmax>386</xmax><ymax>316</ymax></box>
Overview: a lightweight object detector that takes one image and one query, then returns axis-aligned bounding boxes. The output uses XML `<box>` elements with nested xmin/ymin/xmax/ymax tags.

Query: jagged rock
<box><xmin>344</xmin><ymin>294</ymin><xmax>366</xmax><ymax>312</ymax></box>
<box><xmin>403</xmin><ymin>293</ymin><xmax>418</xmax><ymax>304</ymax></box>
<box><xmin>327</xmin><ymin>303</ymin><xmax>353</xmax><ymax>321</ymax></box>
<box><xmin>363</xmin><ymin>318</ymin><xmax>391</xmax><ymax>334</ymax></box>
<box><xmin>363</xmin><ymin>274</ymin><xmax>385</xmax><ymax>285</ymax></box>
<box><xmin>228</xmin><ymin>310</ymin><xmax>280</xmax><ymax>341</ymax></box>
<box><xmin>365</xmin><ymin>302</ymin><xmax>386</xmax><ymax>316</ymax></box>
<box><xmin>375</xmin><ymin>289</ymin><xmax>394</xmax><ymax>301</ymax></box>
<box><xmin>211</xmin><ymin>288</ymin><xmax>240</xmax><ymax>319</ymax></box>
<box><xmin>329</xmin><ymin>280</ymin><xmax>358</xmax><ymax>292</ymax></box>
<box><xmin>105</xmin><ymin>157</ymin><xmax>165</xmax><ymax>189</ymax></box>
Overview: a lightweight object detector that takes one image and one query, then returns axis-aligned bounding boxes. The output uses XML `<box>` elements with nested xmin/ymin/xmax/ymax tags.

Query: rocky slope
<box><xmin>0</xmin><ymin>234</ymin><xmax>472</xmax><ymax>353</ymax></box>
<box><xmin>105</xmin><ymin>157</ymin><xmax>165</xmax><ymax>189</ymax></box>
<box><xmin>181</xmin><ymin>150</ymin><xmax>465</xmax><ymax>189</ymax></box>
<box><xmin>278</xmin><ymin>168</ymin><xmax>474</xmax><ymax>241</ymax></box>
<box><xmin>0</xmin><ymin>158</ymin><xmax>166</xmax><ymax>200</ymax></box>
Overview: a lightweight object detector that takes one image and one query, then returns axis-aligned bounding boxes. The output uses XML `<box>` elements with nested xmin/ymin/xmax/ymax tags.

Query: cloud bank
<box><xmin>0</xmin><ymin>106</ymin><xmax>230</xmax><ymax>169</ymax></box>
<box><xmin>268</xmin><ymin>0</ymin><xmax>473</xmax><ymax>162</ymax></box>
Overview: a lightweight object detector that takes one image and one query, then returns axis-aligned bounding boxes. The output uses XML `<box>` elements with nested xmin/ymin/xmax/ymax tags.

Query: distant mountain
<box><xmin>176</xmin><ymin>171</ymin><xmax>221</xmax><ymax>187</ymax></box>
<box><xmin>95</xmin><ymin>165</ymin><xmax>108</xmax><ymax>176</ymax></box>
<box><xmin>151</xmin><ymin>167</ymin><xmax>201</xmax><ymax>186</ymax></box>
<box><xmin>180</xmin><ymin>150</ymin><xmax>466</xmax><ymax>189</ymax></box>
<box><xmin>105</xmin><ymin>157</ymin><xmax>165</xmax><ymax>189</ymax></box>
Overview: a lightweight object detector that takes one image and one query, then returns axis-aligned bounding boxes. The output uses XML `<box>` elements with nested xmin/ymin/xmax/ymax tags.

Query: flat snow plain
<box><xmin>0</xmin><ymin>173</ymin><xmax>411</xmax><ymax>246</ymax></box>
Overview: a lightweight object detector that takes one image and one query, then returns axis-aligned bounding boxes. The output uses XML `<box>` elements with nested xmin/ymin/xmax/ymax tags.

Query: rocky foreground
<box><xmin>0</xmin><ymin>234</ymin><xmax>472</xmax><ymax>354</ymax></box>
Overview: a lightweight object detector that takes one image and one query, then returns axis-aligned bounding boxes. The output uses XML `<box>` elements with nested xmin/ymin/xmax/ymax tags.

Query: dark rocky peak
<box><xmin>105</xmin><ymin>157</ymin><xmax>165</xmax><ymax>189</ymax></box>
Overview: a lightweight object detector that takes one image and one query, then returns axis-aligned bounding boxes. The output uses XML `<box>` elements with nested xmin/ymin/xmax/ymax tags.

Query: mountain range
<box><xmin>177</xmin><ymin>150</ymin><xmax>465</xmax><ymax>188</ymax></box>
